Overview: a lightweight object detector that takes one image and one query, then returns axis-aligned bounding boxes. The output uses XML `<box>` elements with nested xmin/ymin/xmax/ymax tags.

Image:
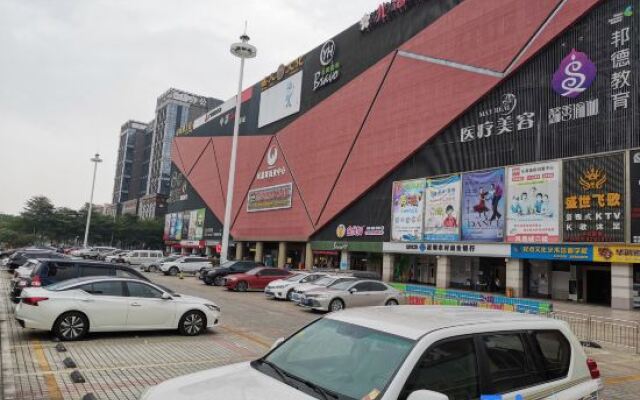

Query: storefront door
<box><xmin>586</xmin><ymin>269</ymin><xmax>611</xmax><ymax>306</ymax></box>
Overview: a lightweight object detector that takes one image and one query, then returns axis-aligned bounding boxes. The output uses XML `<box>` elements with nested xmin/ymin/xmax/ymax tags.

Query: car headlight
<box><xmin>205</xmin><ymin>304</ymin><xmax>221</xmax><ymax>312</ymax></box>
<box><xmin>305</xmin><ymin>293</ymin><xmax>327</xmax><ymax>299</ymax></box>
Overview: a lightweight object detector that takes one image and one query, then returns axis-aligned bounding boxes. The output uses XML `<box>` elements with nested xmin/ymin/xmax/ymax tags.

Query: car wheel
<box><xmin>169</xmin><ymin>267</ymin><xmax>179</xmax><ymax>276</ymax></box>
<box><xmin>178</xmin><ymin>311</ymin><xmax>206</xmax><ymax>336</ymax></box>
<box><xmin>286</xmin><ymin>289</ymin><xmax>294</xmax><ymax>301</ymax></box>
<box><xmin>53</xmin><ymin>312</ymin><xmax>89</xmax><ymax>341</ymax></box>
<box><xmin>329</xmin><ymin>299</ymin><xmax>345</xmax><ymax>312</ymax></box>
<box><xmin>213</xmin><ymin>276</ymin><xmax>224</xmax><ymax>286</ymax></box>
<box><xmin>385</xmin><ymin>299</ymin><xmax>399</xmax><ymax>306</ymax></box>
<box><xmin>236</xmin><ymin>281</ymin><xmax>248</xmax><ymax>292</ymax></box>
<box><xmin>204</xmin><ymin>276</ymin><xmax>213</xmax><ymax>285</ymax></box>
<box><xmin>148</xmin><ymin>265</ymin><xmax>158</xmax><ymax>273</ymax></box>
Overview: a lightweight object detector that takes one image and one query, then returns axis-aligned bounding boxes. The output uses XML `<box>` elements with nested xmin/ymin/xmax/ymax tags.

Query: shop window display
<box><xmin>449</xmin><ymin>257</ymin><xmax>506</xmax><ymax>294</ymax></box>
<box><xmin>393</xmin><ymin>255</ymin><xmax>436</xmax><ymax>285</ymax></box>
<box><xmin>525</xmin><ymin>260</ymin><xmax>552</xmax><ymax>299</ymax></box>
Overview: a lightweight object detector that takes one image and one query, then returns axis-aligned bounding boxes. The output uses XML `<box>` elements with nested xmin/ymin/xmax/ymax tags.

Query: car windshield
<box><xmin>328</xmin><ymin>280</ymin><xmax>354</xmax><ymax>291</ymax></box>
<box><xmin>162</xmin><ymin>256</ymin><xmax>178</xmax><ymax>262</ymax></box>
<box><xmin>312</xmin><ymin>277</ymin><xmax>334</xmax><ymax>286</ymax></box>
<box><xmin>258</xmin><ymin>319</ymin><xmax>414</xmax><ymax>400</ymax></box>
<box><xmin>219</xmin><ymin>261</ymin><xmax>237</xmax><ymax>268</ymax></box>
<box><xmin>285</xmin><ymin>274</ymin><xmax>306</xmax><ymax>282</ymax></box>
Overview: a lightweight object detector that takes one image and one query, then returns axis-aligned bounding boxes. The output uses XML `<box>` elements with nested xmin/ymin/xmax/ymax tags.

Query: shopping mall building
<box><xmin>165</xmin><ymin>0</ymin><xmax>640</xmax><ymax>310</ymax></box>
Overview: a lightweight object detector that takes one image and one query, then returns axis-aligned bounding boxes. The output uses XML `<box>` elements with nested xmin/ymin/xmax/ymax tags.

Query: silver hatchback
<box><xmin>300</xmin><ymin>279</ymin><xmax>402</xmax><ymax>312</ymax></box>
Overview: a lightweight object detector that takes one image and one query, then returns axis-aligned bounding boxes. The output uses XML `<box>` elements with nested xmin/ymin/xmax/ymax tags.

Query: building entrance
<box><xmin>586</xmin><ymin>269</ymin><xmax>611</xmax><ymax>306</ymax></box>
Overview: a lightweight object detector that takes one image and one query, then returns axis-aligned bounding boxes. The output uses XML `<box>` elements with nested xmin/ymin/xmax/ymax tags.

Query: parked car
<box><xmin>143</xmin><ymin>255</ymin><xmax>181</xmax><ymax>272</ymax></box>
<box><xmin>224</xmin><ymin>267</ymin><xmax>291</xmax><ymax>292</ymax></box>
<box><xmin>10</xmin><ymin>259</ymin><xmax>149</xmax><ymax>303</ymax></box>
<box><xmin>15</xmin><ymin>276</ymin><xmax>220</xmax><ymax>341</ymax></box>
<box><xmin>98</xmin><ymin>249</ymin><xmax>125</xmax><ymax>261</ymax></box>
<box><xmin>141</xmin><ymin>306</ymin><xmax>602</xmax><ymax>400</ymax></box>
<box><xmin>71</xmin><ymin>246</ymin><xmax>117</xmax><ymax>259</ymax></box>
<box><xmin>299</xmin><ymin>279</ymin><xmax>401</xmax><ymax>312</ymax></box>
<box><xmin>6</xmin><ymin>250</ymin><xmax>64</xmax><ymax>271</ymax></box>
<box><xmin>159</xmin><ymin>257</ymin><xmax>212</xmax><ymax>276</ymax></box>
<box><xmin>289</xmin><ymin>275</ymin><xmax>358</xmax><ymax>304</ymax></box>
<box><xmin>264</xmin><ymin>272</ymin><xmax>327</xmax><ymax>301</ymax></box>
<box><xmin>119</xmin><ymin>250</ymin><xmax>164</xmax><ymax>265</ymax></box>
<box><xmin>202</xmin><ymin>260</ymin><xmax>264</xmax><ymax>286</ymax></box>
<box><xmin>13</xmin><ymin>259</ymin><xmax>40</xmax><ymax>279</ymax></box>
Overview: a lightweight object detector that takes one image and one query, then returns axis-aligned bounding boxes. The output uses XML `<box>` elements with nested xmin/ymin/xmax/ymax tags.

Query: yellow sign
<box><xmin>593</xmin><ymin>245</ymin><xmax>640</xmax><ymax>263</ymax></box>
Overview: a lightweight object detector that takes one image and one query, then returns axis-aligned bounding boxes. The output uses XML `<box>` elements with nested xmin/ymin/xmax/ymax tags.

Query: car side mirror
<box><xmin>270</xmin><ymin>337</ymin><xmax>285</xmax><ymax>350</ymax></box>
<box><xmin>161</xmin><ymin>292</ymin><xmax>173</xmax><ymax>300</ymax></box>
<box><xmin>407</xmin><ymin>390</ymin><xmax>449</xmax><ymax>400</ymax></box>
<box><xmin>349</xmin><ymin>288</ymin><xmax>358</xmax><ymax>294</ymax></box>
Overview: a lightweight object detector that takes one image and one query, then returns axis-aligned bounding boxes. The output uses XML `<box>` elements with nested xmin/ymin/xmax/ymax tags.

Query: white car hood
<box><xmin>293</xmin><ymin>282</ymin><xmax>324</xmax><ymax>293</ymax></box>
<box><xmin>143</xmin><ymin>362</ymin><xmax>314</xmax><ymax>400</ymax></box>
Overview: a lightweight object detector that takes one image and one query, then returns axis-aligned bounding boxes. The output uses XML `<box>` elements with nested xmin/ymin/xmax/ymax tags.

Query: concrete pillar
<box><xmin>382</xmin><ymin>253</ymin><xmax>394</xmax><ymax>282</ymax></box>
<box><xmin>277</xmin><ymin>242</ymin><xmax>287</xmax><ymax>268</ymax></box>
<box><xmin>506</xmin><ymin>258</ymin><xmax>524</xmax><ymax>297</ymax></box>
<box><xmin>254</xmin><ymin>242</ymin><xmax>263</xmax><ymax>263</ymax></box>
<box><xmin>304</xmin><ymin>242</ymin><xmax>313</xmax><ymax>270</ymax></box>
<box><xmin>340</xmin><ymin>250</ymin><xmax>350</xmax><ymax>270</ymax></box>
<box><xmin>611</xmin><ymin>263</ymin><xmax>634</xmax><ymax>310</ymax></box>
<box><xmin>235</xmin><ymin>241</ymin><xmax>244</xmax><ymax>260</ymax></box>
<box><xmin>436</xmin><ymin>256</ymin><xmax>451</xmax><ymax>289</ymax></box>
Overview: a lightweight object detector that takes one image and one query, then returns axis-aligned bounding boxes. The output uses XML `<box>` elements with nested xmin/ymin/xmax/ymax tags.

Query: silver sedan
<box><xmin>299</xmin><ymin>279</ymin><xmax>402</xmax><ymax>312</ymax></box>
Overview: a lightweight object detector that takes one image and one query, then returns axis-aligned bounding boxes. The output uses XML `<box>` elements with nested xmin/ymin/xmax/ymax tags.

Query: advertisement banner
<box><xmin>563</xmin><ymin>153</ymin><xmax>625</xmax><ymax>242</ymax></box>
<box><xmin>461</xmin><ymin>169</ymin><xmax>505</xmax><ymax>242</ymax></box>
<box><xmin>195</xmin><ymin>209</ymin><xmax>205</xmax><ymax>240</ymax></box>
<box><xmin>631</xmin><ymin>150</ymin><xmax>640</xmax><ymax>243</ymax></box>
<box><xmin>247</xmin><ymin>183</ymin><xmax>293</xmax><ymax>212</ymax></box>
<box><xmin>174</xmin><ymin>213</ymin><xmax>183</xmax><ymax>241</ymax></box>
<box><xmin>163</xmin><ymin>214</ymin><xmax>171</xmax><ymax>240</ymax></box>
<box><xmin>169</xmin><ymin>213</ymin><xmax>177</xmax><ymax>240</ymax></box>
<box><xmin>391</xmin><ymin>179</ymin><xmax>425</xmax><ymax>242</ymax></box>
<box><xmin>593</xmin><ymin>245</ymin><xmax>640</xmax><ymax>263</ymax></box>
<box><xmin>188</xmin><ymin>210</ymin><xmax>198</xmax><ymax>240</ymax></box>
<box><xmin>423</xmin><ymin>175</ymin><xmax>461</xmax><ymax>242</ymax></box>
<box><xmin>506</xmin><ymin>161</ymin><xmax>561</xmax><ymax>243</ymax></box>
<box><xmin>511</xmin><ymin>244</ymin><xmax>593</xmax><ymax>261</ymax></box>
<box><xmin>383</xmin><ymin>242</ymin><xmax>511</xmax><ymax>257</ymax></box>
<box><xmin>181</xmin><ymin>211</ymin><xmax>190</xmax><ymax>241</ymax></box>
<box><xmin>258</xmin><ymin>71</ymin><xmax>303</xmax><ymax>128</ymax></box>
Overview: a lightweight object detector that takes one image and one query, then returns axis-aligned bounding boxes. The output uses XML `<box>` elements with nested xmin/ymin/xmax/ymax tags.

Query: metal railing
<box><xmin>547</xmin><ymin>310</ymin><xmax>640</xmax><ymax>354</ymax></box>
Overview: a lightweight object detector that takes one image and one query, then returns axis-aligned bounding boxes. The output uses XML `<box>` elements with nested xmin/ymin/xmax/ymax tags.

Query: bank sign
<box><xmin>247</xmin><ymin>183</ymin><xmax>293</xmax><ymax>212</ymax></box>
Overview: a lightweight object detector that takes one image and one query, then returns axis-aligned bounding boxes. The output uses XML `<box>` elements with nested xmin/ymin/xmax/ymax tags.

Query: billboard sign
<box><xmin>511</xmin><ymin>244</ymin><xmax>593</xmax><ymax>261</ymax></box>
<box><xmin>163</xmin><ymin>214</ymin><xmax>171</xmax><ymax>240</ymax></box>
<box><xmin>461</xmin><ymin>169</ymin><xmax>505</xmax><ymax>242</ymax></box>
<box><xmin>631</xmin><ymin>150</ymin><xmax>640</xmax><ymax>243</ymax></box>
<box><xmin>506</xmin><ymin>161</ymin><xmax>561</xmax><ymax>243</ymax></box>
<box><xmin>258</xmin><ymin>71</ymin><xmax>303</xmax><ymax>128</ymax></box>
<box><xmin>169</xmin><ymin>213</ymin><xmax>177</xmax><ymax>240</ymax></box>
<box><xmin>383</xmin><ymin>242</ymin><xmax>511</xmax><ymax>258</ymax></box>
<box><xmin>195</xmin><ymin>209</ymin><xmax>205</xmax><ymax>240</ymax></box>
<box><xmin>423</xmin><ymin>175</ymin><xmax>461</xmax><ymax>242</ymax></box>
<box><xmin>247</xmin><ymin>183</ymin><xmax>293</xmax><ymax>212</ymax></box>
<box><xmin>563</xmin><ymin>153</ymin><xmax>625</xmax><ymax>242</ymax></box>
<box><xmin>174</xmin><ymin>213</ymin><xmax>183</xmax><ymax>241</ymax></box>
<box><xmin>593</xmin><ymin>245</ymin><xmax>640</xmax><ymax>263</ymax></box>
<box><xmin>391</xmin><ymin>179</ymin><xmax>425</xmax><ymax>242</ymax></box>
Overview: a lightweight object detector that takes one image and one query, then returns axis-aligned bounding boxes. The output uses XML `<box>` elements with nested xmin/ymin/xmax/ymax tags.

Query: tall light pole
<box><xmin>220</xmin><ymin>24</ymin><xmax>257</xmax><ymax>263</ymax></box>
<box><xmin>83</xmin><ymin>153</ymin><xmax>103</xmax><ymax>248</ymax></box>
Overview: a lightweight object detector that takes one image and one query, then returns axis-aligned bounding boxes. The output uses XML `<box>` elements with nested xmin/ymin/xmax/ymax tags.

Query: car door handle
<box><xmin>130</xmin><ymin>302</ymin><xmax>141</xmax><ymax>307</ymax></box>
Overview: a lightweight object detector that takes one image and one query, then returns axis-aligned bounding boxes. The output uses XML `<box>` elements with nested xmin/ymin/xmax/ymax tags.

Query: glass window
<box><xmin>80</xmin><ymin>281</ymin><xmax>125</xmax><ymax>297</ymax></box>
<box><xmin>368</xmin><ymin>282</ymin><xmax>388</xmax><ymax>292</ymax></box>
<box><xmin>126</xmin><ymin>282</ymin><xmax>163</xmax><ymax>298</ymax></box>
<box><xmin>481</xmin><ymin>333</ymin><xmax>542</xmax><ymax>393</ymax></box>
<box><xmin>131</xmin><ymin>252</ymin><xmax>139</xmax><ymax>257</ymax></box>
<box><xmin>79</xmin><ymin>266</ymin><xmax>114</xmax><ymax>277</ymax></box>
<box><xmin>353</xmin><ymin>282</ymin><xmax>369</xmax><ymax>292</ymax></box>
<box><xmin>115</xmin><ymin>269</ymin><xmax>139</xmax><ymax>279</ymax></box>
<box><xmin>532</xmin><ymin>331</ymin><xmax>571</xmax><ymax>381</ymax></box>
<box><xmin>400</xmin><ymin>338</ymin><xmax>479</xmax><ymax>400</ymax></box>
<box><xmin>263</xmin><ymin>319</ymin><xmax>414</xmax><ymax>400</ymax></box>
<box><xmin>45</xmin><ymin>263</ymin><xmax>77</xmax><ymax>281</ymax></box>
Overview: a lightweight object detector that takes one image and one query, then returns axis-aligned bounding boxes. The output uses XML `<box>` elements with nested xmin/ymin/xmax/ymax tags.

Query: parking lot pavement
<box><xmin>2</xmin><ymin>269</ymin><xmax>640</xmax><ymax>400</ymax></box>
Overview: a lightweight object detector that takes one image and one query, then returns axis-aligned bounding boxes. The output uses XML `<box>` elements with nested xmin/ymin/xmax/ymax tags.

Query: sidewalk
<box><xmin>551</xmin><ymin>300</ymin><xmax>640</xmax><ymax>322</ymax></box>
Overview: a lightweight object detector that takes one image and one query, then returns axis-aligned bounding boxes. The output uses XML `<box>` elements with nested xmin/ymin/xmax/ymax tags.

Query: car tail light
<box><xmin>22</xmin><ymin>297</ymin><xmax>48</xmax><ymax>306</ymax></box>
<box><xmin>587</xmin><ymin>358</ymin><xmax>600</xmax><ymax>379</ymax></box>
<box><xmin>31</xmin><ymin>275</ymin><xmax>41</xmax><ymax>287</ymax></box>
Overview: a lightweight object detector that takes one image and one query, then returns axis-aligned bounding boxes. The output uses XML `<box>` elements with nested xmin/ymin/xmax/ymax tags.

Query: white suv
<box><xmin>160</xmin><ymin>257</ymin><xmax>211</xmax><ymax>276</ymax></box>
<box><xmin>141</xmin><ymin>307</ymin><xmax>601</xmax><ymax>400</ymax></box>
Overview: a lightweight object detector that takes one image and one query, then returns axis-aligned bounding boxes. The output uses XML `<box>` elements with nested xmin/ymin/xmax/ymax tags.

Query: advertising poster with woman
<box><xmin>169</xmin><ymin>213</ymin><xmax>177</xmax><ymax>240</ymax></box>
<box><xmin>506</xmin><ymin>161</ymin><xmax>561</xmax><ymax>243</ymax></box>
<box><xmin>188</xmin><ymin>210</ymin><xmax>198</xmax><ymax>240</ymax></box>
<box><xmin>163</xmin><ymin>214</ymin><xmax>171</xmax><ymax>240</ymax></box>
<box><xmin>195</xmin><ymin>209</ymin><xmax>205</xmax><ymax>240</ymax></box>
<box><xmin>423</xmin><ymin>175</ymin><xmax>461</xmax><ymax>242</ymax></box>
<box><xmin>461</xmin><ymin>169</ymin><xmax>505</xmax><ymax>241</ymax></box>
<box><xmin>391</xmin><ymin>179</ymin><xmax>425</xmax><ymax>242</ymax></box>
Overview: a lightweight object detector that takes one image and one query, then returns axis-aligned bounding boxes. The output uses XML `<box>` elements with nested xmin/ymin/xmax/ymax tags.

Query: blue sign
<box><xmin>511</xmin><ymin>244</ymin><xmax>593</xmax><ymax>261</ymax></box>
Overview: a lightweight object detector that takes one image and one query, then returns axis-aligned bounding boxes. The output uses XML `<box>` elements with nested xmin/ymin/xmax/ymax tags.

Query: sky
<box><xmin>0</xmin><ymin>0</ymin><xmax>380</xmax><ymax>215</ymax></box>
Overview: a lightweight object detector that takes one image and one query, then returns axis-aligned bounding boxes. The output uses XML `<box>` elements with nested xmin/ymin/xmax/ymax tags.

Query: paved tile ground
<box><xmin>1</xmin><ymin>269</ymin><xmax>639</xmax><ymax>399</ymax></box>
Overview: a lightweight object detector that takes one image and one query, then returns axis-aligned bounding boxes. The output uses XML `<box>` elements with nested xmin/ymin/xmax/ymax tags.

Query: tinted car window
<box><xmin>532</xmin><ymin>331</ymin><xmax>571</xmax><ymax>381</ymax></box>
<box><xmin>368</xmin><ymin>282</ymin><xmax>388</xmax><ymax>291</ymax></box>
<box><xmin>481</xmin><ymin>333</ymin><xmax>543</xmax><ymax>394</ymax></box>
<box><xmin>352</xmin><ymin>282</ymin><xmax>369</xmax><ymax>291</ymax></box>
<box><xmin>116</xmin><ymin>269</ymin><xmax>142</xmax><ymax>279</ymax></box>
<box><xmin>79</xmin><ymin>281</ymin><xmax>125</xmax><ymax>296</ymax></box>
<box><xmin>126</xmin><ymin>282</ymin><xmax>163</xmax><ymax>298</ymax></box>
<box><xmin>79</xmin><ymin>265</ymin><xmax>114</xmax><ymax>277</ymax></box>
<box><xmin>401</xmin><ymin>338</ymin><xmax>479</xmax><ymax>400</ymax></box>
<box><xmin>45</xmin><ymin>263</ymin><xmax>77</xmax><ymax>282</ymax></box>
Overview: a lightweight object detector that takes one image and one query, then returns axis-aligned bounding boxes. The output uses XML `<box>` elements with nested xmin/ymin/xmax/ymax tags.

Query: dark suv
<box><xmin>6</xmin><ymin>250</ymin><xmax>64</xmax><ymax>271</ymax></box>
<box><xmin>202</xmin><ymin>260</ymin><xmax>264</xmax><ymax>286</ymax></box>
<box><xmin>10</xmin><ymin>259</ymin><xmax>149</xmax><ymax>302</ymax></box>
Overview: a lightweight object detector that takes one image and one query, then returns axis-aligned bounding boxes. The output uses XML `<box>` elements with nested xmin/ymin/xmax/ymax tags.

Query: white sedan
<box><xmin>264</xmin><ymin>272</ymin><xmax>327</xmax><ymax>300</ymax></box>
<box><xmin>15</xmin><ymin>277</ymin><xmax>220</xmax><ymax>341</ymax></box>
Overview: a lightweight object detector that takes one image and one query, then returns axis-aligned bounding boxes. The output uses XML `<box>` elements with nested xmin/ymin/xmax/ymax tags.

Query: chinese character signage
<box><xmin>461</xmin><ymin>169</ymin><xmax>505</xmax><ymax>242</ymax></box>
<box><xmin>511</xmin><ymin>244</ymin><xmax>593</xmax><ymax>261</ymax></box>
<box><xmin>382</xmin><ymin>242</ymin><xmax>511</xmax><ymax>258</ymax></box>
<box><xmin>247</xmin><ymin>183</ymin><xmax>293</xmax><ymax>212</ymax></box>
<box><xmin>506</xmin><ymin>161</ymin><xmax>561</xmax><ymax>243</ymax></box>
<box><xmin>631</xmin><ymin>150</ymin><xmax>640</xmax><ymax>243</ymax></box>
<box><xmin>460</xmin><ymin>93</ymin><xmax>535</xmax><ymax>143</ymax></box>
<box><xmin>391</xmin><ymin>179</ymin><xmax>425</xmax><ymax>242</ymax></box>
<box><xmin>563</xmin><ymin>153</ymin><xmax>625</xmax><ymax>242</ymax></box>
<box><xmin>424</xmin><ymin>175</ymin><xmax>461</xmax><ymax>242</ymax></box>
<box><xmin>593</xmin><ymin>245</ymin><xmax>640</xmax><ymax>263</ymax></box>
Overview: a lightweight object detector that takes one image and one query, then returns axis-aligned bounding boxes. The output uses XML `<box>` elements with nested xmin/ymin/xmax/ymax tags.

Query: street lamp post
<box><xmin>83</xmin><ymin>153</ymin><xmax>103</xmax><ymax>248</ymax></box>
<box><xmin>220</xmin><ymin>25</ymin><xmax>257</xmax><ymax>263</ymax></box>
